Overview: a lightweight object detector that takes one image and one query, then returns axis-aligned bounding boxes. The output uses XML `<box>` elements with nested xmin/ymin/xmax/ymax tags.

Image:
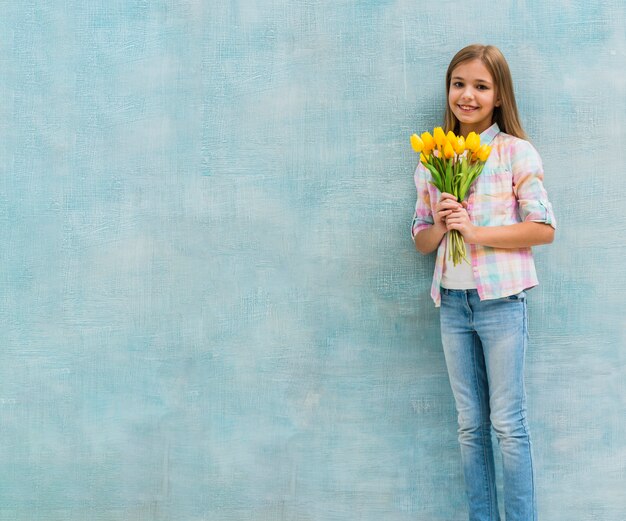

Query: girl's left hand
<box><xmin>445</xmin><ymin>203</ymin><xmax>480</xmax><ymax>244</ymax></box>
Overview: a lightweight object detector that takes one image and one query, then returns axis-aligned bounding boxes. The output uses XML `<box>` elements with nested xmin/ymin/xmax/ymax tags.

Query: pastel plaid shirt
<box><xmin>411</xmin><ymin>123</ymin><xmax>556</xmax><ymax>307</ymax></box>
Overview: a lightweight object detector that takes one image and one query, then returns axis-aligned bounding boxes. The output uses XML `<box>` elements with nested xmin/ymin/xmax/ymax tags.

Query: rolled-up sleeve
<box><xmin>512</xmin><ymin>140</ymin><xmax>557</xmax><ymax>229</ymax></box>
<box><xmin>411</xmin><ymin>163</ymin><xmax>435</xmax><ymax>240</ymax></box>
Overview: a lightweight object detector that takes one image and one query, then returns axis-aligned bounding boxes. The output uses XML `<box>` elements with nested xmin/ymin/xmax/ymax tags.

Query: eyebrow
<box><xmin>451</xmin><ymin>75</ymin><xmax>493</xmax><ymax>85</ymax></box>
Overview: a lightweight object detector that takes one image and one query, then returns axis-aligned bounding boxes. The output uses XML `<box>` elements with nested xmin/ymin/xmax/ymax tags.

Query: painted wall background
<box><xmin>0</xmin><ymin>1</ymin><xmax>624</xmax><ymax>520</ymax></box>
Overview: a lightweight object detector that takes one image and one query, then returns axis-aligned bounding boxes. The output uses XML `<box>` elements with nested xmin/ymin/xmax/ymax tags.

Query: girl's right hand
<box><xmin>434</xmin><ymin>193</ymin><xmax>463</xmax><ymax>229</ymax></box>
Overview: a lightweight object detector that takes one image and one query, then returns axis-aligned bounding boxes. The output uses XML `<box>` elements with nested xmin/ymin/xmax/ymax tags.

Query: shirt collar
<box><xmin>480</xmin><ymin>122</ymin><xmax>500</xmax><ymax>146</ymax></box>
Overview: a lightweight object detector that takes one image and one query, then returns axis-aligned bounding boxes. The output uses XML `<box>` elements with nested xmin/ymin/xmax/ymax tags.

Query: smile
<box><xmin>458</xmin><ymin>105</ymin><xmax>479</xmax><ymax>112</ymax></box>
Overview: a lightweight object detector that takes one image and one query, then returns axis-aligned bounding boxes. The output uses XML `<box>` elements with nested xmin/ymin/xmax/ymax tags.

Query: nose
<box><xmin>460</xmin><ymin>86</ymin><xmax>474</xmax><ymax>100</ymax></box>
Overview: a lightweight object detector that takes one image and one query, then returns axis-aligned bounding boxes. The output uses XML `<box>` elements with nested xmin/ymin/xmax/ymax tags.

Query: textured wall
<box><xmin>0</xmin><ymin>1</ymin><xmax>624</xmax><ymax>520</ymax></box>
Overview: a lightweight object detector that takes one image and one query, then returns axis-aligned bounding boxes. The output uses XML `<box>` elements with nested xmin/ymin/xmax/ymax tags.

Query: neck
<box><xmin>459</xmin><ymin>121</ymin><xmax>492</xmax><ymax>137</ymax></box>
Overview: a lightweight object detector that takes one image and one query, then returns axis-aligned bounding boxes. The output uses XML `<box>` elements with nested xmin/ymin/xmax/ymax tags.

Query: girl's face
<box><xmin>448</xmin><ymin>59</ymin><xmax>500</xmax><ymax>136</ymax></box>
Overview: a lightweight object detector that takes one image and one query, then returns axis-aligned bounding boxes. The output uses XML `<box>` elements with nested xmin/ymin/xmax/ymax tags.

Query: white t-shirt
<box><xmin>441</xmin><ymin>238</ymin><xmax>477</xmax><ymax>289</ymax></box>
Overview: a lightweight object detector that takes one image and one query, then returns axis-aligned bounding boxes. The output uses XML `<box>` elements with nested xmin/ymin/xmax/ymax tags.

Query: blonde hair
<box><xmin>444</xmin><ymin>44</ymin><xmax>527</xmax><ymax>140</ymax></box>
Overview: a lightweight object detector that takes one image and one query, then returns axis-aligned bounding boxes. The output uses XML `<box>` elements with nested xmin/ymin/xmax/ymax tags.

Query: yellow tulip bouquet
<box><xmin>410</xmin><ymin>127</ymin><xmax>492</xmax><ymax>266</ymax></box>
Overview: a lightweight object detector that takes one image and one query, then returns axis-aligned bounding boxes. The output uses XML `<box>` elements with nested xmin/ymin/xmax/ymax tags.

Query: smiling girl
<box><xmin>411</xmin><ymin>44</ymin><xmax>556</xmax><ymax>521</ymax></box>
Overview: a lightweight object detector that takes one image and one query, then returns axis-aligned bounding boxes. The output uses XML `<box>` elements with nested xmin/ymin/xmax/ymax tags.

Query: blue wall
<box><xmin>1</xmin><ymin>1</ymin><xmax>624</xmax><ymax>520</ymax></box>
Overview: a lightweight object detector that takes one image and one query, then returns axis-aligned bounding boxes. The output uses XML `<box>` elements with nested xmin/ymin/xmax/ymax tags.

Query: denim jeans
<box><xmin>440</xmin><ymin>288</ymin><xmax>537</xmax><ymax>521</ymax></box>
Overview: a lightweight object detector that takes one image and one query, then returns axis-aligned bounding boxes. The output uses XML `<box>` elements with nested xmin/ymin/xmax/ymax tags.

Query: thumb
<box><xmin>461</xmin><ymin>201</ymin><xmax>468</xmax><ymax>209</ymax></box>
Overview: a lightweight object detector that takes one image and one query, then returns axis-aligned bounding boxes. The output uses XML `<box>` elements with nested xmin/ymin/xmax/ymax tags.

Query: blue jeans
<box><xmin>440</xmin><ymin>288</ymin><xmax>537</xmax><ymax>521</ymax></box>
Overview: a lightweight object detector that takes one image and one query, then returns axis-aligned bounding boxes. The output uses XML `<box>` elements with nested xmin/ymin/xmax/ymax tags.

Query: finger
<box><xmin>446</xmin><ymin>214</ymin><xmax>465</xmax><ymax>224</ymax></box>
<box><xmin>440</xmin><ymin>192</ymin><xmax>458</xmax><ymax>201</ymax></box>
<box><xmin>438</xmin><ymin>214</ymin><xmax>448</xmax><ymax>224</ymax></box>
<box><xmin>439</xmin><ymin>201</ymin><xmax>462</xmax><ymax>210</ymax></box>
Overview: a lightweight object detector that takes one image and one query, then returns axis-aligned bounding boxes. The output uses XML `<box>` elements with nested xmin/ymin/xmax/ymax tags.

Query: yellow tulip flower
<box><xmin>433</xmin><ymin>127</ymin><xmax>446</xmax><ymax>147</ymax></box>
<box><xmin>420</xmin><ymin>131</ymin><xmax>435</xmax><ymax>152</ymax></box>
<box><xmin>465</xmin><ymin>131</ymin><xmax>480</xmax><ymax>153</ymax></box>
<box><xmin>446</xmin><ymin>131</ymin><xmax>458</xmax><ymax>150</ymax></box>
<box><xmin>420</xmin><ymin>152</ymin><xmax>429</xmax><ymax>164</ymax></box>
<box><xmin>454</xmin><ymin>135</ymin><xmax>465</xmax><ymax>155</ymax></box>
<box><xmin>477</xmin><ymin>144</ymin><xmax>492</xmax><ymax>162</ymax></box>
<box><xmin>443</xmin><ymin>141</ymin><xmax>455</xmax><ymax>159</ymax></box>
<box><xmin>410</xmin><ymin>134</ymin><xmax>424</xmax><ymax>153</ymax></box>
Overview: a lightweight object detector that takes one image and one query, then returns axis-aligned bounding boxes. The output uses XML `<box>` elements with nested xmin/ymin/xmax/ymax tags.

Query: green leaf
<box><xmin>445</xmin><ymin>160</ymin><xmax>453</xmax><ymax>195</ymax></box>
<box><xmin>424</xmin><ymin>163</ymin><xmax>443</xmax><ymax>191</ymax></box>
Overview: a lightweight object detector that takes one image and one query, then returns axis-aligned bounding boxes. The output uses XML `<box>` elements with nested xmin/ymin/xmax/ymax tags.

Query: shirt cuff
<box><xmin>520</xmin><ymin>199</ymin><xmax>557</xmax><ymax>229</ymax></box>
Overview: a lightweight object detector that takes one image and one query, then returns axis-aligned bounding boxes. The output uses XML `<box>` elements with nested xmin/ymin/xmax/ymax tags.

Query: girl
<box><xmin>411</xmin><ymin>44</ymin><xmax>556</xmax><ymax>521</ymax></box>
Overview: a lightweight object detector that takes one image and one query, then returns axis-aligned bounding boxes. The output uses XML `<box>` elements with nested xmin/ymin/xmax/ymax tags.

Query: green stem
<box><xmin>449</xmin><ymin>229</ymin><xmax>469</xmax><ymax>266</ymax></box>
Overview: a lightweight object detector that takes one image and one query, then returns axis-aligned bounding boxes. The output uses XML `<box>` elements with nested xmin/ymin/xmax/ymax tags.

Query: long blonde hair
<box><xmin>444</xmin><ymin>44</ymin><xmax>527</xmax><ymax>140</ymax></box>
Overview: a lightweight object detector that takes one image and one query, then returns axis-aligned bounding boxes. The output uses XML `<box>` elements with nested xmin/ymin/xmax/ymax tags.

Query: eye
<box><xmin>452</xmin><ymin>81</ymin><xmax>463</xmax><ymax>88</ymax></box>
<box><xmin>476</xmin><ymin>84</ymin><xmax>489</xmax><ymax>90</ymax></box>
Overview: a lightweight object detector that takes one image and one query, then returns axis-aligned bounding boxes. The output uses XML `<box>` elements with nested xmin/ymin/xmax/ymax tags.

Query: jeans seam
<box><xmin>521</xmin><ymin>300</ymin><xmax>537</xmax><ymax>521</ymax></box>
<box><xmin>471</xmin><ymin>332</ymin><xmax>495</xmax><ymax>521</ymax></box>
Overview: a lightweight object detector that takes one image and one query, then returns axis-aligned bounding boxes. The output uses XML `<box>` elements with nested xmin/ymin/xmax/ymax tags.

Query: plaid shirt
<box><xmin>411</xmin><ymin>123</ymin><xmax>556</xmax><ymax>307</ymax></box>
